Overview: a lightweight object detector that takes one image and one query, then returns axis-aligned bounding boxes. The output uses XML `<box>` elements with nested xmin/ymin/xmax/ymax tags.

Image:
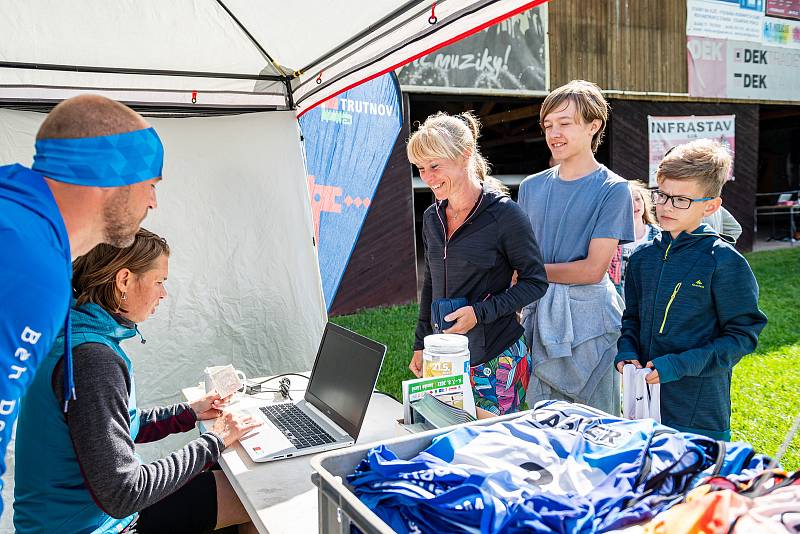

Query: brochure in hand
<box><xmin>401</xmin><ymin>373</ymin><xmax>476</xmax><ymax>425</ymax></box>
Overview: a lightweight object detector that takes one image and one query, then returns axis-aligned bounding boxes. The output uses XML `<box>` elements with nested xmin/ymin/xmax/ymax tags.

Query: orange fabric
<box><xmin>643</xmin><ymin>481</ymin><xmax>799</xmax><ymax>534</ymax></box>
<box><xmin>643</xmin><ymin>486</ymin><xmax>750</xmax><ymax>534</ymax></box>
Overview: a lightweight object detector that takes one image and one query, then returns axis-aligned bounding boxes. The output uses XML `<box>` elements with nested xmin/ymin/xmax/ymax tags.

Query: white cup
<box><xmin>203</xmin><ymin>364</ymin><xmax>246</xmax><ymax>398</ymax></box>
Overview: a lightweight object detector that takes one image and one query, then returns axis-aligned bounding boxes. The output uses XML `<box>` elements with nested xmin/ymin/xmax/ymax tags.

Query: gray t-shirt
<box><xmin>517</xmin><ymin>165</ymin><xmax>635</xmax><ymax>264</ymax></box>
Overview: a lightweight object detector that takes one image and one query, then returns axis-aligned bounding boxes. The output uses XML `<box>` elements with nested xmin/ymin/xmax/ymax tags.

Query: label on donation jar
<box><xmin>422</xmin><ymin>334</ymin><xmax>470</xmax><ymax>378</ymax></box>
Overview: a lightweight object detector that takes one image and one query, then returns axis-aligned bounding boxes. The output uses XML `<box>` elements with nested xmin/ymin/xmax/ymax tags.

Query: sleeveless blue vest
<box><xmin>14</xmin><ymin>302</ymin><xmax>140</xmax><ymax>534</ymax></box>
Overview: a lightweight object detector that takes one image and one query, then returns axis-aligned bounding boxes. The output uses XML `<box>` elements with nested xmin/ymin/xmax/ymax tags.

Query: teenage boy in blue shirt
<box><xmin>616</xmin><ymin>139</ymin><xmax>767</xmax><ymax>440</ymax></box>
<box><xmin>518</xmin><ymin>80</ymin><xmax>634</xmax><ymax>415</ymax></box>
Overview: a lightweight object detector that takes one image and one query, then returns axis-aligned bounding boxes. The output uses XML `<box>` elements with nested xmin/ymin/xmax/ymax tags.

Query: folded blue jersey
<box><xmin>349</xmin><ymin>400</ymin><xmax>770</xmax><ymax>534</ymax></box>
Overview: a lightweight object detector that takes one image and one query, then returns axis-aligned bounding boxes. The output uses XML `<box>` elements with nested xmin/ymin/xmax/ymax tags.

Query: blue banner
<box><xmin>299</xmin><ymin>73</ymin><xmax>402</xmax><ymax>310</ymax></box>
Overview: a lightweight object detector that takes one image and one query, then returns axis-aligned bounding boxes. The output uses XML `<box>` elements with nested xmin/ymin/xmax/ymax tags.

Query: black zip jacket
<box><xmin>414</xmin><ymin>188</ymin><xmax>548</xmax><ymax>365</ymax></box>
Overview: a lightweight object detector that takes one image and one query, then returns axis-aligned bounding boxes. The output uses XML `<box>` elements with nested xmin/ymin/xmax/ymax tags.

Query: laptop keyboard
<box><xmin>259</xmin><ymin>403</ymin><xmax>337</xmax><ymax>449</ymax></box>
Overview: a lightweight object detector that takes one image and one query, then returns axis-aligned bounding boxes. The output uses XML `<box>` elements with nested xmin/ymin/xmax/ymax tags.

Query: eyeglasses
<box><xmin>651</xmin><ymin>190</ymin><xmax>714</xmax><ymax>210</ymax></box>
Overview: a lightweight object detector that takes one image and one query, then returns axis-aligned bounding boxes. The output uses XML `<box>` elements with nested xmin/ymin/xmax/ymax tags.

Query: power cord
<box><xmin>244</xmin><ymin>373</ymin><xmax>310</xmax><ymax>399</ymax></box>
<box><xmin>278</xmin><ymin>377</ymin><xmax>291</xmax><ymax>400</ymax></box>
<box><xmin>245</xmin><ymin>373</ymin><xmax>400</xmax><ymax>404</ymax></box>
<box><xmin>250</xmin><ymin>373</ymin><xmax>311</xmax><ymax>386</ymax></box>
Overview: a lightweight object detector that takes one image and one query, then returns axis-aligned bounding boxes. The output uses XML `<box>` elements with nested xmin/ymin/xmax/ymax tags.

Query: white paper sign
<box><xmin>687</xmin><ymin>0</ymin><xmax>764</xmax><ymax>42</ymax></box>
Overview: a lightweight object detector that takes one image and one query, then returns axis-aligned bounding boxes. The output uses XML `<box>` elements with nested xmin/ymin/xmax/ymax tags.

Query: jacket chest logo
<box><xmin>691</xmin><ymin>279</ymin><xmax>705</xmax><ymax>289</ymax></box>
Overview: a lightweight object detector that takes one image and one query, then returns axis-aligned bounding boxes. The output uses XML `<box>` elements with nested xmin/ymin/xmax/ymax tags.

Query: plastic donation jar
<box><xmin>422</xmin><ymin>334</ymin><xmax>470</xmax><ymax>378</ymax></box>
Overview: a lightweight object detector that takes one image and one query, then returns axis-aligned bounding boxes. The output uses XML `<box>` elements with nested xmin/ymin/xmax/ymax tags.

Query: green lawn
<box><xmin>730</xmin><ymin>247</ymin><xmax>799</xmax><ymax>470</ymax></box>
<box><xmin>332</xmin><ymin>247</ymin><xmax>800</xmax><ymax>470</ymax></box>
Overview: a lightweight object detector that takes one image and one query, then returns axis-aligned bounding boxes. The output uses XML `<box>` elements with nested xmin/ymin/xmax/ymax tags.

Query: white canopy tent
<box><xmin>0</xmin><ymin>3</ymin><xmax>549</xmax><ymax>508</ymax></box>
<box><xmin>0</xmin><ymin>0</ymin><xmax>548</xmax><ymax>112</ymax></box>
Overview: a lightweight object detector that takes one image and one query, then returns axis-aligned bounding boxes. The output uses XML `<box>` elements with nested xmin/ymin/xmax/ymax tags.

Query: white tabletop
<box><xmin>182</xmin><ymin>375</ymin><xmax>402</xmax><ymax>534</ymax></box>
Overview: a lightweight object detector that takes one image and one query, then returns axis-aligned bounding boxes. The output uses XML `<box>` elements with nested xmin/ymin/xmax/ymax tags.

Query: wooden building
<box><xmin>547</xmin><ymin>0</ymin><xmax>798</xmax><ymax>253</ymax></box>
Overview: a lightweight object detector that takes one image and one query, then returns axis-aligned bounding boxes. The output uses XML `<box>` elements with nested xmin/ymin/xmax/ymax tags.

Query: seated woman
<box><xmin>14</xmin><ymin>228</ymin><xmax>261</xmax><ymax>534</ymax></box>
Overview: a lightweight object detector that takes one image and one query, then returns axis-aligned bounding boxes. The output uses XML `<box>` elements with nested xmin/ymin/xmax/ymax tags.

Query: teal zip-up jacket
<box><xmin>616</xmin><ymin>224</ymin><xmax>767</xmax><ymax>440</ymax></box>
<box><xmin>15</xmin><ymin>301</ymin><xmax>140</xmax><ymax>533</ymax></box>
<box><xmin>15</xmin><ymin>301</ymin><xmax>222</xmax><ymax>533</ymax></box>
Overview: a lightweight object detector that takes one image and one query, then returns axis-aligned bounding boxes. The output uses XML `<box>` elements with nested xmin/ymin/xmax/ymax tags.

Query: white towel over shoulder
<box><xmin>622</xmin><ymin>364</ymin><xmax>661</xmax><ymax>422</ymax></box>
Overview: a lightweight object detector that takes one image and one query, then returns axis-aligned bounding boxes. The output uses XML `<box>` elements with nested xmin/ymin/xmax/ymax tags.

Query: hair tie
<box><xmin>456</xmin><ymin>113</ymin><xmax>479</xmax><ymax>140</ymax></box>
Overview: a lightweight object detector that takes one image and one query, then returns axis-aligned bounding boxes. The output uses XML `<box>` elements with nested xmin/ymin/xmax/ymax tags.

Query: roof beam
<box><xmin>481</xmin><ymin>104</ymin><xmax>541</xmax><ymax>128</ymax></box>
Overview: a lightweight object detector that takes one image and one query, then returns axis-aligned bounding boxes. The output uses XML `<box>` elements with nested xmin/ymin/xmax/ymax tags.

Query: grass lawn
<box><xmin>332</xmin><ymin>247</ymin><xmax>799</xmax><ymax>470</ymax></box>
<box><xmin>729</xmin><ymin>247</ymin><xmax>799</xmax><ymax>470</ymax></box>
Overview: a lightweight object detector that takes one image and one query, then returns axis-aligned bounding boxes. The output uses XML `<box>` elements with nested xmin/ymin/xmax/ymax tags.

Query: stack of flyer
<box><xmin>401</xmin><ymin>373</ymin><xmax>476</xmax><ymax>429</ymax></box>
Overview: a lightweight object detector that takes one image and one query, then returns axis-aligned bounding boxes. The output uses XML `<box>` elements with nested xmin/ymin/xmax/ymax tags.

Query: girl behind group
<box><xmin>610</xmin><ymin>181</ymin><xmax>661</xmax><ymax>295</ymax></box>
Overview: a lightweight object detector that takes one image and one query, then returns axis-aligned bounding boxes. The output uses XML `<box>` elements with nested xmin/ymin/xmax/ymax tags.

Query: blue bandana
<box><xmin>32</xmin><ymin>127</ymin><xmax>164</xmax><ymax>187</ymax></box>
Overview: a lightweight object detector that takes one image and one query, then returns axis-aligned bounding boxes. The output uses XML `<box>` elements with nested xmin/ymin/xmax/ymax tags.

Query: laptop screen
<box><xmin>304</xmin><ymin>323</ymin><xmax>386</xmax><ymax>439</ymax></box>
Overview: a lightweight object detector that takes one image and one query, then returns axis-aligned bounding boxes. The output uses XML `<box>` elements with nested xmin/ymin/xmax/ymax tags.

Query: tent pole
<box><xmin>285</xmin><ymin>79</ymin><xmax>295</xmax><ymax>110</ymax></box>
<box><xmin>214</xmin><ymin>0</ymin><xmax>288</xmax><ymax>78</ymax></box>
<box><xmin>0</xmin><ymin>61</ymin><xmax>283</xmax><ymax>82</ymax></box>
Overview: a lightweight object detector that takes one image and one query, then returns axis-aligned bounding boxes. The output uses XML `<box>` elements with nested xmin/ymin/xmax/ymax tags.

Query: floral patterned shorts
<box><xmin>469</xmin><ymin>336</ymin><xmax>532</xmax><ymax>415</ymax></box>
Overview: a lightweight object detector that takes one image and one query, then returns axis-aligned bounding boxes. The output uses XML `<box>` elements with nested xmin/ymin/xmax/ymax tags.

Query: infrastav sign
<box><xmin>648</xmin><ymin>115</ymin><xmax>736</xmax><ymax>187</ymax></box>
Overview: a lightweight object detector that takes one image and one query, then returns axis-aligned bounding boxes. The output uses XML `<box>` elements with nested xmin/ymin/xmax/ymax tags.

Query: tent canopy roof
<box><xmin>0</xmin><ymin>0</ymin><xmax>547</xmax><ymax>112</ymax></box>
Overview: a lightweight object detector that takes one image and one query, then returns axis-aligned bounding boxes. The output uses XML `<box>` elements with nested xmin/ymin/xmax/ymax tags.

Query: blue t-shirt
<box><xmin>517</xmin><ymin>165</ymin><xmax>635</xmax><ymax>264</ymax></box>
<box><xmin>0</xmin><ymin>164</ymin><xmax>71</xmax><ymax>519</ymax></box>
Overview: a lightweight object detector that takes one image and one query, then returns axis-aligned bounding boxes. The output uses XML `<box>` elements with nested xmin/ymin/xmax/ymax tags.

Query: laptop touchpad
<box><xmin>239</xmin><ymin>414</ymin><xmax>295</xmax><ymax>457</ymax></box>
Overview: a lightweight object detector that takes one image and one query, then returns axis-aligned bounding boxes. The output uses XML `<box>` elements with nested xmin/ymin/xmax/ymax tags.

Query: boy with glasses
<box><xmin>615</xmin><ymin>139</ymin><xmax>767</xmax><ymax>440</ymax></box>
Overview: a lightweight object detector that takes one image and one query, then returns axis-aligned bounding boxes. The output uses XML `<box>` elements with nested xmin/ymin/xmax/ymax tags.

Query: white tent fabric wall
<box><xmin>0</xmin><ymin>108</ymin><xmax>326</xmax><ymax>401</ymax></box>
<box><xmin>0</xmin><ymin>108</ymin><xmax>327</xmax><ymax>460</ymax></box>
<box><xmin>126</xmin><ymin>111</ymin><xmax>328</xmax><ymax>403</ymax></box>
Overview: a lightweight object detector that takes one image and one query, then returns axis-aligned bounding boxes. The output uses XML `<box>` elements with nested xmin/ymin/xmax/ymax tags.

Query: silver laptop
<box><xmin>239</xmin><ymin>322</ymin><xmax>385</xmax><ymax>462</ymax></box>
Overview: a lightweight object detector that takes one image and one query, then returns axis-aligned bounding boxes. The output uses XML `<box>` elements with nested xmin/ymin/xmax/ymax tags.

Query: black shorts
<box><xmin>122</xmin><ymin>470</ymin><xmax>218</xmax><ymax>534</ymax></box>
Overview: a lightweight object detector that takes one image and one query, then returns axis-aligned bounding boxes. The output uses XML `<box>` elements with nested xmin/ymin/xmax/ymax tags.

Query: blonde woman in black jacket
<box><xmin>407</xmin><ymin>111</ymin><xmax>548</xmax><ymax>417</ymax></box>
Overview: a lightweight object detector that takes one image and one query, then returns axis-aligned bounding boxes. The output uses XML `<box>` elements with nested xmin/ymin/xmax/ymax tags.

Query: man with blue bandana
<box><xmin>0</xmin><ymin>94</ymin><xmax>163</xmax><ymax>517</ymax></box>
